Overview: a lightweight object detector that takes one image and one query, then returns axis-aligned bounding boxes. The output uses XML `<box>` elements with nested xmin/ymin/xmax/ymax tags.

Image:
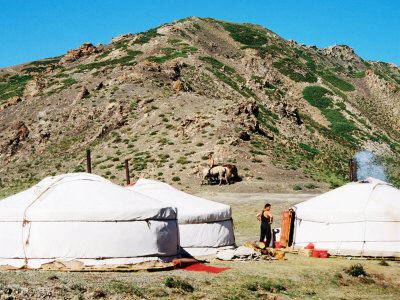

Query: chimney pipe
<box><xmin>352</xmin><ymin>160</ymin><xmax>357</xmax><ymax>182</ymax></box>
<box><xmin>349</xmin><ymin>159</ymin><xmax>353</xmax><ymax>182</ymax></box>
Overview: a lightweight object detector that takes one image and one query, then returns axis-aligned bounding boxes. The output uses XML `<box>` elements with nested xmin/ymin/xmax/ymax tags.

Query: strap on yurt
<box><xmin>361</xmin><ymin>181</ymin><xmax>383</xmax><ymax>256</ymax></box>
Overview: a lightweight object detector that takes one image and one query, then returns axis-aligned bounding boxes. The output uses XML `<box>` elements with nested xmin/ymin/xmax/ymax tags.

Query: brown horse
<box><xmin>222</xmin><ymin>164</ymin><xmax>238</xmax><ymax>184</ymax></box>
<box><xmin>197</xmin><ymin>165</ymin><xmax>228</xmax><ymax>186</ymax></box>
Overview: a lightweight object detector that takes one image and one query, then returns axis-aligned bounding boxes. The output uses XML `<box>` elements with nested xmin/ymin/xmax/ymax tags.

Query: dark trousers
<box><xmin>260</xmin><ymin>222</ymin><xmax>271</xmax><ymax>246</ymax></box>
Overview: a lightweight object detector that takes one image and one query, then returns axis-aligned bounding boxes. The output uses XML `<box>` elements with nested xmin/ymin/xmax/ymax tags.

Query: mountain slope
<box><xmin>1</xmin><ymin>17</ymin><xmax>400</xmax><ymax>198</ymax></box>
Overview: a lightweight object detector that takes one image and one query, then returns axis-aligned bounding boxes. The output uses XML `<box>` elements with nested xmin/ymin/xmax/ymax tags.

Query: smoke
<box><xmin>354</xmin><ymin>151</ymin><xmax>387</xmax><ymax>182</ymax></box>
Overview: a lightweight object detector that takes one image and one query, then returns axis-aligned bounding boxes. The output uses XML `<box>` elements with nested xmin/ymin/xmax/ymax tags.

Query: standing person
<box><xmin>256</xmin><ymin>203</ymin><xmax>273</xmax><ymax>247</ymax></box>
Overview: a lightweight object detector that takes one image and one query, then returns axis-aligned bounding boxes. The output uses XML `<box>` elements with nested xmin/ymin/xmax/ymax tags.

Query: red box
<box><xmin>312</xmin><ymin>249</ymin><xmax>320</xmax><ymax>258</ymax></box>
<box><xmin>319</xmin><ymin>250</ymin><xmax>328</xmax><ymax>258</ymax></box>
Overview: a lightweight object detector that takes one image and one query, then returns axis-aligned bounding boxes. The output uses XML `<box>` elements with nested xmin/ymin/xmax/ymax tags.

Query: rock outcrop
<box><xmin>60</xmin><ymin>43</ymin><xmax>97</xmax><ymax>64</ymax></box>
<box><xmin>1</xmin><ymin>96</ymin><xmax>22</xmax><ymax>110</ymax></box>
<box><xmin>1</xmin><ymin>121</ymin><xmax>29</xmax><ymax>156</ymax></box>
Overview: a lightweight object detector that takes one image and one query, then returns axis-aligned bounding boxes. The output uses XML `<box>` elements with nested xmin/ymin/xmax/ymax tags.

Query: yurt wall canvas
<box><xmin>128</xmin><ymin>178</ymin><xmax>235</xmax><ymax>256</ymax></box>
<box><xmin>293</xmin><ymin>178</ymin><xmax>400</xmax><ymax>257</ymax></box>
<box><xmin>0</xmin><ymin>173</ymin><xmax>179</xmax><ymax>269</ymax></box>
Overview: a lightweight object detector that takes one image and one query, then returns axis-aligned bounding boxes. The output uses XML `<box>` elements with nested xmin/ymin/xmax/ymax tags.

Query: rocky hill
<box><xmin>1</xmin><ymin>17</ymin><xmax>400</xmax><ymax>198</ymax></box>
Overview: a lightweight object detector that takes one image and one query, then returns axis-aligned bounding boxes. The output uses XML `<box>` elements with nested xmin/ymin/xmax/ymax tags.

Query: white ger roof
<box><xmin>293</xmin><ymin>177</ymin><xmax>400</xmax><ymax>223</ymax></box>
<box><xmin>128</xmin><ymin>178</ymin><xmax>232</xmax><ymax>223</ymax></box>
<box><xmin>0</xmin><ymin>173</ymin><xmax>176</xmax><ymax>222</ymax></box>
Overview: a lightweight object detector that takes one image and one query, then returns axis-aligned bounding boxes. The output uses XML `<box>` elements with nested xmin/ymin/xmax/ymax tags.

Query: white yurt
<box><xmin>292</xmin><ymin>177</ymin><xmax>400</xmax><ymax>257</ymax></box>
<box><xmin>127</xmin><ymin>178</ymin><xmax>235</xmax><ymax>256</ymax></box>
<box><xmin>0</xmin><ymin>173</ymin><xmax>179</xmax><ymax>269</ymax></box>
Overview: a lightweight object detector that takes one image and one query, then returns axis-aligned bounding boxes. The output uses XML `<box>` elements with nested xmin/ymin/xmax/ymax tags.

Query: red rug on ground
<box><xmin>182</xmin><ymin>263</ymin><xmax>230</xmax><ymax>273</ymax></box>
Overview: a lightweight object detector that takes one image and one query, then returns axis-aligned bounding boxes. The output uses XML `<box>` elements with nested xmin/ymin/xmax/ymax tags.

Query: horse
<box><xmin>197</xmin><ymin>165</ymin><xmax>228</xmax><ymax>186</ymax></box>
<box><xmin>222</xmin><ymin>164</ymin><xmax>238</xmax><ymax>184</ymax></box>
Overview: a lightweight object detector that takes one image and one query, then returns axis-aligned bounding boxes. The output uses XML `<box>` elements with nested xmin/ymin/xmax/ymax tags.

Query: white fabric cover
<box><xmin>0</xmin><ymin>173</ymin><xmax>179</xmax><ymax>268</ymax></box>
<box><xmin>293</xmin><ymin>177</ymin><xmax>400</xmax><ymax>257</ymax></box>
<box><xmin>128</xmin><ymin>178</ymin><xmax>235</xmax><ymax>256</ymax></box>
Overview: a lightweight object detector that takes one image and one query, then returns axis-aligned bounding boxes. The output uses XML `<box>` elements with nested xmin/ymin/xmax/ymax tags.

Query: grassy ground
<box><xmin>0</xmin><ymin>193</ymin><xmax>399</xmax><ymax>299</ymax></box>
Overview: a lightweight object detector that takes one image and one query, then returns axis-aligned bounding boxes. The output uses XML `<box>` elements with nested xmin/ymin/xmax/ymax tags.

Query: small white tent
<box><xmin>128</xmin><ymin>178</ymin><xmax>235</xmax><ymax>256</ymax></box>
<box><xmin>293</xmin><ymin>177</ymin><xmax>400</xmax><ymax>257</ymax></box>
<box><xmin>0</xmin><ymin>173</ymin><xmax>179</xmax><ymax>269</ymax></box>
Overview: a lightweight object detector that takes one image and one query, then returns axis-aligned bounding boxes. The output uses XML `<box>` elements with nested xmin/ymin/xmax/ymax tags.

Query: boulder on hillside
<box><xmin>1</xmin><ymin>96</ymin><xmax>22</xmax><ymax>110</ymax></box>
<box><xmin>173</xmin><ymin>80</ymin><xmax>184</xmax><ymax>91</ymax></box>
<box><xmin>76</xmin><ymin>86</ymin><xmax>89</xmax><ymax>100</ymax></box>
<box><xmin>24</xmin><ymin>75</ymin><xmax>47</xmax><ymax>99</ymax></box>
<box><xmin>1</xmin><ymin>121</ymin><xmax>29</xmax><ymax>156</ymax></box>
<box><xmin>60</xmin><ymin>43</ymin><xmax>97</xmax><ymax>65</ymax></box>
<box><xmin>111</xmin><ymin>33</ymin><xmax>133</xmax><ymax>43</ymax></box>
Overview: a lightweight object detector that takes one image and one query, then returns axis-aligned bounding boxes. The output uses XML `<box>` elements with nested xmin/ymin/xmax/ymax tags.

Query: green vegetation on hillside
<box><xmin>75</xmin><ymin>50</ymin><xmax>142</xmax><ymax>71</ymax></box>
<box><xmin>273</xmin><ymin>58</ymin><xmax>317</xmax><ymax>83</ymax></box>
<box><xmin>302</xmin><ymin>86</ymin><xmax>333</xmax><ymax>109</ymax></box>
<box><xmin>222</xmin><ymin>23</ymin><xmax>268</xmax><ymax>46</ymax></box>
<box><xmin>200</xmin><ymin>56</ymin><xmax>253</xmax><ymax>98</ymax></box>
<box><xmin>298</xmin><ymin>143</ymin><xmax>320</xmax><ymax>155</ymax></box>
<box><xmin>322</xmin><ymin>71</ymin><xmax>355</xmax><ymax>91</ymax></box>
<box><xmin>303</xmin><ymin>86</ymin><xmax>358</xmax><ymax>141</ymax></box>
<box><xmin>0</xmin><ymin>74</ymin><xmax>33</xmax><ymax>101</ymax></box>
<box><xmin>132</xmin><ymin>28</ymin><xmax>162</xmax><ymax>45</ymax></box>
<box><xmin>354</xmin><ymin>70</ymin><xmax>366</xmax><ymax>78</ymax></box>
<box><xmin>148</xmin><ymin>44</ymin><xmax>197</xmax><ymax>64</ymax></box>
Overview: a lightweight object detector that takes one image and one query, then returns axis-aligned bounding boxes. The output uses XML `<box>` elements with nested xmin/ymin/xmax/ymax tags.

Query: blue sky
<box><xmin>0</xmin><ymin>0</ymin><xmax>399</xmax><ymax>68</ymax></box>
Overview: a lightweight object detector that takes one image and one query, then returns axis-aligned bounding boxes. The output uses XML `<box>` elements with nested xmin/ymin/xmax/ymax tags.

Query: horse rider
<box><xmin>207</xmin><ymin>153</ymin><xmax>214</xmax><ymax>178</ymax></box>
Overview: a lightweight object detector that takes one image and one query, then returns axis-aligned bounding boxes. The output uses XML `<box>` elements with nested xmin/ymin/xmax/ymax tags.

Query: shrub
<box><xmin>346</xmin><ymin>263</ymin><xmax>366</xmax><ymax>277</ymax></box>
<box><xmin>305</xmin><ymin>183</ymin><xmax>318</xmax><ymax>189</ymax></box>
<box><xmin>379</xmin><ymin>260</ymin><xmax>389</xmax><ymax>266</ymax></box>
<box><xmin>109</xmin><ymin>280</ymin><xmax>143</xmax><ymax>297</ymax></box>
<box><xmin>293</xmin><ymin>185</ymin><xmax>302</xmax><ymax>191</ymax></box>
<box><xmin>250</xmin><ymin>149</ymin><xmax>266</xmax><ymax>155</ymax></box>
<box><xmin>164</xmin><ymin>277</ymin><xmax>194</xmax><ymax>292</ymax></box>
<box><xmin>73</xmin><ymin>165</ymin><xmax>85</xmax><ymax>173</ymax></box>
<box><xmin>244</xmin><ymin>281</ymin><xmax>286</xmax><ymax>293</ymax></box>
<box><xmin>177</xmin><ymin>157</ymin><xmax>191</xmax><ymax>164</ymax></box>
<box><xmin>172</xmin><ymin>176</ymin><xmax>181</xmax><ymax>182</ymax></box>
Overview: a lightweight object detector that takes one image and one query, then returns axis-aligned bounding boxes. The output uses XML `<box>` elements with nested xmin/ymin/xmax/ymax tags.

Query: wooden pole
<box><xmin>125</xmin><ymin>159</ymin><xmax>130</xmax><ymax>185</ymax></box>
<box><xmin>86</xmin><ymin>149</ymin><xmax>92</xmax><ymax>174</ymax></box>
